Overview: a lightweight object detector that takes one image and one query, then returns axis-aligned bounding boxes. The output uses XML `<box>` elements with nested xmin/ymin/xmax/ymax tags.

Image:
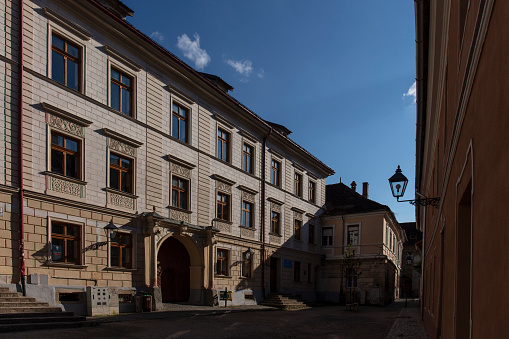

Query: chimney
<box><xmin>362</xmin><ymin>182</ymin><xmax>369</xmax><ymax>199</ymax></box>
<box><xmin>350</xmin><ymin>181</ymin><xmax>357</xmax><ymax>192</ymax></box>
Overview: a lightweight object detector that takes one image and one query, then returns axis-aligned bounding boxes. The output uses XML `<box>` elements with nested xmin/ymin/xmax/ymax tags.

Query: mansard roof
<box><xmin>324</xmin><ymin>182</ymin><xmax>390</xmax><ymax>216</ymax></box>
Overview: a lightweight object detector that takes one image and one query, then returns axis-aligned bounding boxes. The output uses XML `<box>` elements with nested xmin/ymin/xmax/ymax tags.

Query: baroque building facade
<box><xmin>0</xmin><ymin>0</ymin><xmax>334</xmax><ymax>314</ymax></box>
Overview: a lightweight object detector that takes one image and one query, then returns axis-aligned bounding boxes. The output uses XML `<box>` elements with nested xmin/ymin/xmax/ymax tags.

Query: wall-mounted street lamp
<box><xmin>244</xmin><ymin>247</ymin><xmax>254</xmax><ymax>261</ymax></box>
<box><xmin>82</xmin><ymin>219</ymin><xmax>119</xmax><ymax>252</ymax></box>
<box><xmin>388</xmin><ymin>166</ymin><xmax>440</xmax><ymax>208</ymax></box>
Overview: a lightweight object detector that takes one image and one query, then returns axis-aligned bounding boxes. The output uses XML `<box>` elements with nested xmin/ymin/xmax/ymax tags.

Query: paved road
<box><xmin>3</xmin><ymin>302</ymin><xmax>406</xmax><ymax>339</ymax></box>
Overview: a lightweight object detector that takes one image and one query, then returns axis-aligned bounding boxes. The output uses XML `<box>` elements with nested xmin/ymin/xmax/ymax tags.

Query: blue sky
<box><xmin>122</xmin><ymin>0</ymin><xmax>417</xmax><ymax>222</ymax></box>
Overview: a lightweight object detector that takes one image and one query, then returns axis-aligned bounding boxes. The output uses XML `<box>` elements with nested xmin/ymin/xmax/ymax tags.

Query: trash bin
<box><xmin>142</xmin><ymin>293</ymin><xmax>152</xmax><ymax>312</ymax></box>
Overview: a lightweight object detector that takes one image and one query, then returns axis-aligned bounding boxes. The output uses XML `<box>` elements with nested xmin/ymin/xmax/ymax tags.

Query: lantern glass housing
<box><xmin>388</xmin><ymin>165</ymin><xmax>409</xmax><ymax>199</ymax></box>
<box><xmin>245</xmin><ymin>248</ymin><xmax>254</xmax><ymax>260</ymax></box>
<box><xmin>104</xmin><ymin>219</ymin><xmax>118</xmax><ymax>240</ymax></box>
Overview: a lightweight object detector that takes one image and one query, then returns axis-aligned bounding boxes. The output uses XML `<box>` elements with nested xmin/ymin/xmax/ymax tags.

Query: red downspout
<box><xmin>261</xmin><ymin>127</ymin><xmax>272</xmax><ymax>297</ymax></box>
<box><xmin>18</xmin><ymin>0</ymin><xmax>26</xmax><ymax>296</ymax></box>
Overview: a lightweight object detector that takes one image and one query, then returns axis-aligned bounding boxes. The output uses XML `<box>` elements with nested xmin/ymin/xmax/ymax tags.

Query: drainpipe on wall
<box><xmin>18</xmin><ymin>0</ymin><xmax>26</xmax><ymax>297</ymax></box>
<box><xmin>260</xmin><ymin>127</ymin><xmax>272</xmax><ymax>297</ymax></box>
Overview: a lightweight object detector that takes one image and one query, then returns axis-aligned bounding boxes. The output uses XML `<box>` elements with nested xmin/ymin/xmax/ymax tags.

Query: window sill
<box><xmin>269</xmin><ymin>232</ymin><xmax>281</xmax><ymax>237</ymax></box>
<box><xmin>103</xmin><ymin>187</ymin><xmax>138</xmax><ymax>199</ymax></box>
<box><xmin>44</xmin><ymin>171</ymin><xmax>87</xmax><ymax>185</ymax></box>
<box><xmin>167</xmin><ymin>206</ymin><xmax>192</xmax><ymax>214</ymax></box>
<box><xmin>213</xmin><ymin>218</ymin><xmax>233</xmax><ymax>225</ymax></box>
<box><xmin>44</xmin><ymin>262</ymin><xmax>87</xmax><ymax>269</ymax></box>
<box><xmin>214</xmin><ymin>275</ymin><xmax>232</xmax><ymax>279</ymax></box>
<box><xmin>239</xmin><ymin>225</ymin><xmax>255</xmax><ymax>230</ymax></box>
<box><xmin>104</xmin><ymin>267</ymin><xmax>137</xmax><ymax>272</ymax></box>
<box><xmin>239</xmin><ymin>276</ymin><xmax>252</xmax><ymax>280</ymax></box>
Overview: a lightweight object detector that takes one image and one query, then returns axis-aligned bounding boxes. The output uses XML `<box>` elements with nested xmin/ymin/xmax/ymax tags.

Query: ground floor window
<box><xmin>294</xmin><ymin>261</ymin><xmax>301</xmax><ymax>282</ymax></box>
<box><xmin>241</xmin><ymin>252</ymin><xmax>252</xmax><ymax>278</ymax></box>
<box><xmin>110</xmin><ymin>233</ymin><xmax>133</xmax><ymax>268</ymax></box>
<box><xmin>216</xmin><ymin>249</ymin><xmax>229</xmax><ymax>276</ymax></box>
<box><xmin>51</xmin><ymin>223</ymin><xmax>80</xmax><ymax>264</ymax></box>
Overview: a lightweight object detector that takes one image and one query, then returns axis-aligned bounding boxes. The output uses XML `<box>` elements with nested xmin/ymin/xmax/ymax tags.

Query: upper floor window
<box><xmin>110</xmin><ymin>233</ymin><xmax>132</xmax><ymax>269</ymax></box>
<box><xmin>216</xmin><ymin>192</ymin><xmax>230</xmax><ymax>221</ymax></box>
<box><xmin>109</xmin><ymin>153</ymin><xmax>133</xmax><ymax>193</ymax></box>
<box><xmin>242</xmin><ymin>144</ymin><xmax>253</xmax><ymax>174</ymax></box>
<box><xmin>217</xmin><ymin>129</ymin><xmax>230</xmax><ymax>162</ymax></box>
<box><xmin>294</xmin><ymin>173</ymin><xmax>302</xmax><ymax>197</ymax></box>
<box><xmin>110</xmin><ymin>68</ymin><xmax>133</xmax><ymax>116</ymax></box>
<box><xmin>347</xmin><ymin>224</ymin><xmax>359</xmax><ymax>245</ymax></box>
<box><xmin>172</xmin><ymin>103</ymin><xmax>188</xmax><ymax>143</ymax></box>
<box><xmin>242</xmin><ymin>201</ymin><xmax>253</xmax><ymax>228</ymax></box>
<box><xmin>322</xmin><ymin>227</ymin><xmax>333</xmax><ymax>246</ymax></box>
<box><xmin>309</xmin><ymin>224</ymin><xmax>315</xmax><ymax>244</ymax></box>
<box><xmin>51</xmin><ymin>132</ymin><xmax>80</xmax><ymax>179</ymax></box>
<box><xmin>294</xmin><ymin>219</ymin><xmax>302</xmax><ymax>241</ymax></box>
<box><xmin>171</xmin><ymin>177</ymin><xmax>188</xmax><ymax>210</ymax></box>
<box><xmin>271</xmin><ymin>211</ymin><xmax>280</xmax><ymax>235</ymax></box>
<box><xmin>271</xmin><ymin>160</ymin><xmax>280</xmax><ymax>186</ymax></box>
<box><xmin>51</xmin><ymin>223</ymin><xmax>80</xmax><ymax>264</ymax></box>
<box><xmin>216</xmin><ymin>249</ymin><xmax>229</xmax><ymax>276</ymax></box>
<box><xmin>308</xmin><ymin>181</ymin><xmax>316</xmax><ymax>203</ymax></box>
<box><xmin>51</xmin><ymin>34</ymin><xmax>80</xmax><ymax>91</ymax></box>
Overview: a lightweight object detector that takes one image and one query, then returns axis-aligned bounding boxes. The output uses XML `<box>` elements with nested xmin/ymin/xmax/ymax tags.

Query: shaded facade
<box><xmin>415</xmin><ymin>0</ymin><xmax>509</xmax><ymax>338</ymax></box>
<box><xmin>319</xmin><ymin>182</ymin><xmax>405</xmax><ymax>306</ymax></box>
<box><xmin>0</xmin><ymin>0</ymin><xmax>334</xmax><ymax>314</ymax></box>
<box><xmin>399</xmin><ymin>222</ymin><xmax>421</xmax><ymax>299</ymax></box>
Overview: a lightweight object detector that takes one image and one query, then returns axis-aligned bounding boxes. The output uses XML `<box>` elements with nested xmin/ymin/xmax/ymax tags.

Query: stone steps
<box><xmin>0</xmin><ymin>287</ymin><xmax>97</xmax><ymax>332</ymax></box>
<box><xmin>260</xmin><ymin>293</ymin><xmax>310</xmax><ymax>310</ymax></box>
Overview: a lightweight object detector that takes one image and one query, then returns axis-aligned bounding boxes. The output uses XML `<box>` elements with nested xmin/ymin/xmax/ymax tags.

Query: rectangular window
<box><xmin>51</xmin><ymin>132</ymin><xmax>80</xmax><ymax>179</ymax></box>
<box><xmin>241</xmin><ymin>201</ymin><xmax>253</xmax><ymax>228</ymax></box>
<box><xmin>216</xmin><ymin>249</ymin><xmax>229</xmax><ymax>276</ymax></box>
<box><xmin>217</xmin><ymin>129</ymin><xmax>229</xmax><ymax>162</ymax></box>
<box><xmin>172</xmin><ymin>103</ymin><xmax>188</xmax><ymax>143</ymax></box>
<box><xmin>294</xmin><ymin>261</ymin><xmax>301</xmax><ymax>282</ymax></box>
<box><xmin>294</xmin><ymin>173</ymin><xmax>302</xmax><ymax>197</ymax></box>
<box><xmin>347</xmin><ymin>270</ymin><xmax>358</xmax><ymax>288</ymax></box>
<box><xmin>242</xmin><ymin>144</ymin><xmax>253</xmax><ymax>174</ymax></box>
<box><xmin>271</xmin><ymin>211</ymin><xmax>280</xmax><ymax>235</ymax></box>
<box><xmin>294</xmin><ymin>219</ymin><xmax>302</xmax><ymax>241</ymax></box>
<box><xmin>51</xmin><ymin>34</ymin><xmax>80</xmax><ymax>91</ymax></box>
<box><xmin>109</xmin><ymin>153</ymin><xmax>133</xmax><ymax>193</ymax></box>
<box><xmin>110</xmin><ymin>233</ymin><xmax>132</xmax><ymax>268</ymax></box>
<box><xmin>217</xmin><ymin>192</ymin><xmax>230</xmax><ymax>221</ymax></box>
<box><xmin>322</xmin><ymin>227</ymin><xmax>333</xmax><ymax>246</ymax></box>
<box><xmin>347</xmin><ymin>225</ymin><xmax>360</xmax><ymax>245</ymax></box>
<box><xmin>51</xmin><ymin>223</ymin><xmax>80</xmax><ymax>264</ymax></box>
<box><xmin>308</xmin><ymin>224</ymin><xmax>315</xmax><ymax>244</ymax></box>
<box><xmin>271</xmin><ymin>160</ymin><xmax>280</xmax><ymax>186</ymax></box>
<box><xmin>241</xmin><ymin>252</ymin><xmax>252</xmax><ymax>278</ymax></box>
<box><xmin>308</xmin><ymin>181</ymin><xmax>316</xmax><ymax>203</ymax></box>
<box><xmin>110</xmin><ymin>68</ymin><xmax>133</xmax><ymax>116</ymax></box>
<box><xmin>171</xmin><ymin>177</ymin><xmax>188</xmax><ymax>210</ymax></box>
<box><xmin>307</xmin><ymin>263</ymin><xmax>312</xmax><ymax>283</ymax></box>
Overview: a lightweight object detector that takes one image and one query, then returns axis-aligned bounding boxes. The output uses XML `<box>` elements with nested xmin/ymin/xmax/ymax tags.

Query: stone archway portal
<box><xmin>157</xmin><ymin>237</ymin><xmax>190</xmax><ymax>302</ymax></box>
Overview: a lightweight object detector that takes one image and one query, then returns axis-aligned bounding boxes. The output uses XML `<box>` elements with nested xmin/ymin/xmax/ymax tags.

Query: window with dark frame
<box><xmin>294</xmin><ymin>173</ymin><xmax>302</xmax><ymax>197</ymax></box>
<box><xmin>308</xmin><ymin>181</ymin><xmax>316</xmax><ymax>203</ymax></box>
<box><xmin>216</xmin><ymin>249</ymin><xmax>229</xmax><ymax>276</ymax></box>
<box><xmin>217</xmin><ymin>129</ymin><xmax>229</xmax><ymax>162</ymax></box>
<box><xmin>51</xmin><ymin>223</ymin><xmax>80</xmax><ymax>264</ymax></box>
<box><xmin>271</xmin><ymin>211</ymin><xmax>280</xmax><ymax>235</ymax></box>
<box><xmin>216</xmin><ymin>192</ymin><xmax>230</xmax><ymax>221</ymax></box>
<box><xmin>308</xmin><ymin>263</ymin><xmax>312</xmax><ymax>283</ymax></box>
<box><xmin>241</xmin><ymin>201</ymin><xmax>253</xmax><ymax>228</ymax></box>
<box><xmin>271</xmin><ymin>160</ymin><xmax>280</xmax><ymax>186</ymax></box>
<box><xmin>241</xmin><ymin>252</ymin><xmax>252</xmax><ymax>278</ymax></box>
<box><xmin>347</xmin><ymin>224</ymin><xmax>360</xmax><ymax>245</ymax></box>
<box><xmin>294</xmin><ymin>261</ymin><xmax>301</xmax><ymax>282</ymax></box>
<box><xmin>51</xmin><ymin>132</ymin><xmax>80</xmax><ymax>179</ymax></box>
<box><xmin>308</xmin><ymin>224</ymin><xmax>315</xmax><ymax>244</ymax></box>
<box><xmin>109</xmin><ymin>153</ymin><xmax>133</xmax><ymax>194</ymax></box>
<box><xmin>110</xmin><ymin>233</ymin><xmax>132</xmax><ymax>269</ymax></box>
<box><xmin>51</xmin><ymin>34</ymin><xmax>80</xmax><ymax>91</ymax></box>
<box><xmin>346</xmin><ymin>269</ymin><xmax>358</xmax><ymax>288</ymax></box>
<box><xmin>171</xmin><ymin>103</ymin><xmax>188</xmax><ymax>143</ymax></box>
<box><xmin>242</xmin><ymin>144</ymin><xmax>253</xmax><ymax>174</ymax></box>
<box><xmin>322</xmin><ymin>227</ymin><xmax>333</xmax><ymax>246</ymax></box>
<box><xmin>294</xmin><ymin>219</ymin><xmax>302</xmax><ymax>241</ymax></box>
<box><xmin>171</xmin><ymin>176</ymin><xmax>188</xmax><ymax>210</ymax></box>
<box><xmin>110</xmin><ymin>68</ymin><xmax>133</xmax><ymax>116</ymax></box>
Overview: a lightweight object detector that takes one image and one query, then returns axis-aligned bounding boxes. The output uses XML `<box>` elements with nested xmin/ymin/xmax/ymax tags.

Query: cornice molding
<box><xmin>43</xmin><ymin>7</ymin><xmax>92</xmax><ymax>41</ymax></box>
<box><xmin>104</xmin><ymin>46</ymin><xmax>142</xmax><ymax>72</ymax></box>
<box><xmin>102</xmin><ymin>128</ymin><xmax>143</xmax><ymax>147</ymax></box>
<box><xmin>41</xmin><ymin>102</ymin><xmax>93</xmax><ymax>126</ymax></box>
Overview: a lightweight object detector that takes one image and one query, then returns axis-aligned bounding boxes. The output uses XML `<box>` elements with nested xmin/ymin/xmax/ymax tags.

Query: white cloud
<box><xmin>226</xmin><ymin>59</ymin><xmax>253</xmax><ymax>77</ymax></box>
<box><xmin>257</xmin><ymin>69</ymin><xmax>265</xmax><ymax>79</ymax></box>
<box><xmin>403</xmin><ymin>81</ymin><xmax>416</xmax><ymax>103</ymax></box>
<box><xmin>150</xmin><ymin>31</ymin><xmax>164</xmax><ymax>44</ymax></box>
<box><xmin>176</xmin><ymin>33</ymin><xmax>210</xmax><ymax>70</ymax></box>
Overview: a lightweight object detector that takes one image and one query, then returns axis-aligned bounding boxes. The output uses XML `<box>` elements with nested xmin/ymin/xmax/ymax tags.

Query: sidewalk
<box><xmin>385</xmin><ymin>299</ymin><xmax>428</xmax><ymax>339</ymax></box>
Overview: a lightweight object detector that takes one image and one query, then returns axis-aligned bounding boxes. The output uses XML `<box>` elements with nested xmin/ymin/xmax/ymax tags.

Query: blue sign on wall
<box><xmin>284</xmin><ymin>259</ymin><xmax>292</xmax><ymax>268</ymax></box>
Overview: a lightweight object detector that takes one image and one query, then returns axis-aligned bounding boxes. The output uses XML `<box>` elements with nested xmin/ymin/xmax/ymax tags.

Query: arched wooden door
<box><xmin>157</xmin><ymin>237</ymin><xmax>190</xmax><ymax>302</ymax></box>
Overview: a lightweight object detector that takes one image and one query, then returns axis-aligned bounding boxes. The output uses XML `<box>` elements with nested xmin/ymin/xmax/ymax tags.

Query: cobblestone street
<box><xmin>2</xmin><ymin>300</ymin><xmax>427</xmax><ymax>339</ymax></box>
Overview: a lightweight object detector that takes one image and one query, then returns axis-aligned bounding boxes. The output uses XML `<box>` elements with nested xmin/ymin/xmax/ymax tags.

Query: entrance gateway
<box><xmin>157</xmin><ymin>237</ymin><xmax>190</xmax><ymax>302</ymax></box>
